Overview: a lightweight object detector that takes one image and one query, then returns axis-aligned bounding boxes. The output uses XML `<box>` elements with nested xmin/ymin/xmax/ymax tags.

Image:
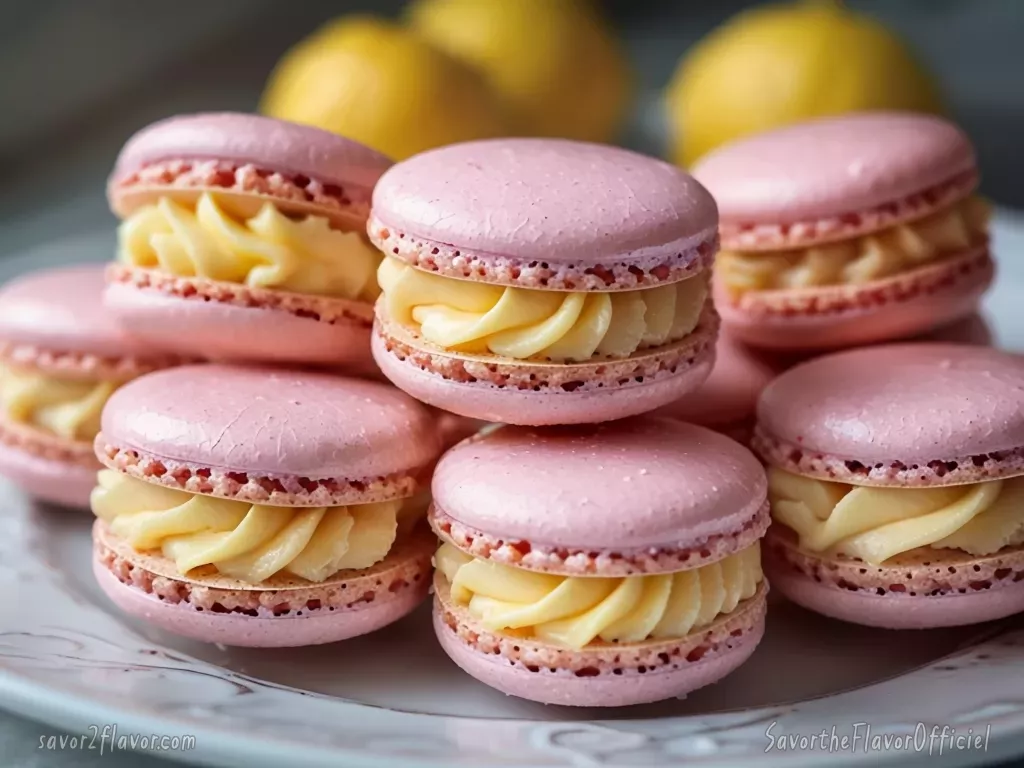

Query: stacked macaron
<box><xmin>0</xmin><ymin>265</ymin><xmax>182</xmax><ymax>508</ymax></box>
<box><xmin>76</xmin><ymin>113</ymin><xmax>464</xmax><ymax>647</ymax></box>
<box><xmin>369</xmin><ymin>138</ymin><xmax>720</xmax><ymax>425</ymax></box>
<box><xmin>359</xmin><ymin>136</ymin><xmax>774</xmax><ymax>704</ymax></box>
<box><xmin>431</xmin><ymin>419</ymin><xmax>769</xmax><ymax>706</ymax></box>
<box><xmin>755</xmin><ymin>344</ymin><xmax>1024</xmax><ymax>629</ymax></box>
<box><xmin>91</xmin><ymin>365</ymin><xmax>442</xmax><ymax>646</ymax></box>
<box><xmin>105</xmin><ymin>112</ymin><xmax>392</xmax><ymax>369</ymax></box>
<box><xmin>694</xmin><ymin>113</ymin><xmax>993</xmax><ymax>351</ymax></box>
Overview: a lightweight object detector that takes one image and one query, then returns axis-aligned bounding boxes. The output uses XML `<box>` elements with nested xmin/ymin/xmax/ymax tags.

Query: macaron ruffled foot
<box><xmin>368</xmin><ymin>139</ymin><xmax>720</xmax><ymax>425</ymax></box>
<box><xmin>0</xmin><ymin>265</ymin><xmax>182</xmax><ymax>508</ymax></box>
<box><xmin>89</xmin><ymin>365</ymin><xmax>442</xmax><ymax>646</ymax></box>
<box><xmin>105</xmin><ymin>113</ymin><xmax>393</xmax><ymax>369</ymax></box>
<box><xmin>695</xmin><ymin>113</ymin><xmax>993</xmax><ymax>351</ymax></box>
<box><xmin>755</xmin><ymin>344</ymin><xmax>1024</xmax><ymax>628</ymax></box>
<box><xmin>427</xmin><ymin>418</ymin><xmax>769</xmax><ymax>706</ymax></box>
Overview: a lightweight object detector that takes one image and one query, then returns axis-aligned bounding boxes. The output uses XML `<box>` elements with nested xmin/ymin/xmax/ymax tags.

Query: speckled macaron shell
<box><xmin>714</xmin><ymin>248</ymin><xmax>994</xmax><ymax>351</ymax></box>
<box><xmin>104</xmin><ymin>267</ymin><xmax>374</xmax><ymax>368</ymax></box>
<box><xmin>764</xmin><ymin>527</ymin><xmax>1024</xmax><ymax>629</ymax></box>
<box><xmin>430</xmin><ymin>418</ymin><xmax>769</xmax><ymax>575</ymax></box>
<box><xmin>108</xmin><ymin>112</ymin><xmax>392</xmax><ymax>230</ymax></box>
<box><xmin>434</xmin><ymin>578</ymin><xmax>767</xmax><ymax>706</ymax></box>
<box><xmin>694</xmin><ymin>112</ymin><xmax>977</xmax><ymax>250</ymax></box>
<box><xmin>368</xmin><ymin>138</ymin><xmax>718</xmax><ymax>291</ymax></box>
<box><xmin>754</xmin><ymin>343</ymin><xmax>1024</xmax><ymax>487</ymax></box>
<box><xmin>0</xmin><ymin>264</ymin><xmax>180</xmax><ymax>378</ymax></box>
<box><xmin>93</xmin><ymin>522</ymin><xmax>434</xmax><ymax>647</ymax></box>
<box><xmin>373</xmin><ymin>307</ymin><xmax>717</xmax><ymax>426</ymax></box>
<box><xmin>654</xmin><ymin>331</ymin><xmax>779</xmax><ymax>431</ymax></box>
<box><xmin>96</xmin><ymin>364</ymin><xmax>441</xmax><ymax>506</ymax></box>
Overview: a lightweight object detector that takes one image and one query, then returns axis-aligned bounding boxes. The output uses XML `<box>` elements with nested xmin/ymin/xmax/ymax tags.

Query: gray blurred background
<box><xmin>1</xmin><ymin>0</ymin><xmax>1022</xmax><ymax>265</ymax></box>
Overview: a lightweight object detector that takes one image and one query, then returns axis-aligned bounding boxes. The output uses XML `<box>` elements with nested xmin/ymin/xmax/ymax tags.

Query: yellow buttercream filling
<box><xmin>768</xmin><ymin>467</ymin><xmax>1024</xmax><ymax>565</ymax></box>
<box><xmin>378</xmin><ymin>256</ymin><xmax>707</xmax><ymax>361</ymax></box>
<box><xmin>91</xmin><ymin>470</ymin><xmax>403</xmax><ymax>583</ymax></box>
<box><xmin>435</xmin><ymin>542</ymin><xmax>762</xmax><ymax>650</ymax></box>
<box><xmin>719</xmin><ymin>196</ymin><xmax>990</xmax><ymax>295</ymax></box>
<box><xmin>0</xmin><ymin>366</ymin><xmax>115</xmax><ymax>441</ymax></box>
<box><xmin>119</xmin><ymin>192</ymin><xmax>381</xmax><ymax>301</ymax></box>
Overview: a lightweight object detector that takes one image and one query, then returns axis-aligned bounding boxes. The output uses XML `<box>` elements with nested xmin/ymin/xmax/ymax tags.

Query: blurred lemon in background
<box><xmin>262</xmin><ymin>16</ymin><xmax>508</xmax><ymax>160</ymax></box>
<box><xmin>406</xmin><ymin>0</ymin><xmax>632</xmax><ymax>143</ymax></box>
<box><xmin>666</xmin><ymin>0</ymin><xmax>943</xmax><ymax>167</ymax></box>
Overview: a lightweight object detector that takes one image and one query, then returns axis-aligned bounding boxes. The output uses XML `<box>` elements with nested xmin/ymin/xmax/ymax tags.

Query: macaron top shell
<box><xmin>110</xmin><ymin>112</ymin><xmax>392</xmax><ymax>195</ymax></box>
<box><xmin>371</xmin><ymin>138</ymin><xmax>718</xmax><ymax>267</ymax></box>
<box><xmin>101</xmin><ymin>365</ymin><xmax>440</xmax><ymax>480</ymax></box>
<box><xmin>693</xmin><ymin>113</ymin><xmax>975</xmax><ymax>227</ymax></box>
<box><xmin>0</xmin><ymin>264</ymin><xmax>163</xmax><ymax>361</ymax></box>
<box><xmin>757</xmin><ymin>344</ymin><xmax>1024</xmax><ymax>467</ymax></box>
<box><xmin>432</xmin><ymin>418</ymin><xmax>766</xmax><ymax>550</ymax></box>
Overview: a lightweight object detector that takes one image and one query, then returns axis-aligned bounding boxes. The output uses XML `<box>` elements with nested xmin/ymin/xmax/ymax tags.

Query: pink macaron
<box><xmin>694</xmin><ymin>113</ymin><xmax>993</xmax><ymax>351</ymax></box>
<box><xmin>105</xmin><ymin>112</ymin><xmax>392</xmax><ymax>369</ymax></box>
<box><xmin>431</xmin><ymin>418</ymin><xmax>769</xmax><ymax>706</ymax></box>
<box><xmin>90</xmin><ymin>364</ymin><xmax>441</xmax><ymax>647</ymax></box>
<box><xmin>655</xmin><ymin>331</ymin><xmax>780</xmax><ymax>442</ymax></box>
<box><xmin>368</xmin><ymin>138</ymin><xmax>719</xmax><ymax>426</ymax></box>
<box><xmin>0</xmin><ymin>265</ymin><xmax>182</xmax><ymax>508</ymax></box>
<box><xmin>754</xmin><ymin>343</ymin><xmax>1024</xmax><ymax>629</ymax></box>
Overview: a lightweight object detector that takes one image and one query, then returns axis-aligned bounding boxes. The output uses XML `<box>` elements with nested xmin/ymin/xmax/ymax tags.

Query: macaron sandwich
<box><xmin>431</xmin><ymin>418</ymin><xmax>769</xmax><ymax>706</ymax></box>
<box><xmin>757</xmin><ymin>344</ymin><xmax>1024</xmax><ymax>628</ymax></box>
<box><xmin>106</xmin><ymin>113</ymin><xmax>392</xmax><ymax>368</ymax></box>
<box><xmin>0</xmin><ymin>265</ymin><xmax>181</xmax><ymax>508</ymax></box>
<box><xmin>91</xmin><ymin>365</ymin><xmax>441</xmax><ymax>646</ymax></box>
<box><xmin>369</xmin><ymin>138</ymin><xmax>720</xmax><ymax>425</ymax></box>
<box><xmin>695</xmin><ymin>112</ymin><xmax>992</xmax><ymax>350</ymax></box>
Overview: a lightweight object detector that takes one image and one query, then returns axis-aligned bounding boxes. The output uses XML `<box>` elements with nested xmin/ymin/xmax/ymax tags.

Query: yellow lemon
<box><xmin>261</xmin><ymin>15</ymin><xmax>508</xmax><ymax>160</ymax></box>
<box><xmin>666</xmin><ymin>0</ymin><xmax>943</xmax><ymax>167</ymax></box>
<box><xmin>406</xmin><ymin>0</ymin><xmax>631</xmax><ymax>143</ymax></box>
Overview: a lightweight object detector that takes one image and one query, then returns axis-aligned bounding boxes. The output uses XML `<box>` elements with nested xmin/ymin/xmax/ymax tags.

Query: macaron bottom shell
<box><xmin>0</xmin><ymin>440</ymin><xmax>96</xmax><ymax>509</ymax></box>
<box><xmin>714</xmin><ymin>249</ymin><xmax>993</xmax><ymax>351</ymax></box>
<box><xmin>104</xmin><ymin>276</ymin><xmax>374</xmax><ymax>369</ymax></box>
<box><xmin>433</xmin><ymin>577</ymin><xmax>767</xmax><ymax>707</ymax></box>
<box><xmin>92</xmin><ymin>524</ymin><xmax>435</xmax><ymax>647</ymax></box>
<box><xmin>764</xmin><ymin>529</ymin><xmax>1024</xmax><ymax>629</ymax></box>
<box><xmin>371</xmin><ymin>329</ymin><xmax>715</xmax><ymax>426</ymax></box>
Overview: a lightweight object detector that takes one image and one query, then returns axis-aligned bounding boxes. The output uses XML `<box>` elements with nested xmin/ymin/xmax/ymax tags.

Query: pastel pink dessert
<box><xmin>0</xmin><ymin>265</ymin><xmax>182</xmax><ymax>508</ymax></box>
<box><xmin>431</xmin><ymin>418</ymin><xmax>769</xmax><ymax>706</ymax></box>
<box><xmin>754</xmin><ymin>344</ymin><xmax>1024</xmax><ymax>629</ymax></box>
<box><xmin>90</xmin><ymin>364</ymin><xmax>441</xmax><ymax>647</ymax></box>
<box><xmin>369</xmin><ymin>138</ymin><xmax>719</xmax><ymax>426</ymax></box>
<box><xmin>105</xmin><ymin>112</ymin><xmax>392</xmax><ymax>369</ymax></box>
<box><xmin>654</xmin><ymin>331</ymin><xmax>780</xmax><ymax>442</ymax></box>
<box><xmin>694</xmin><ymin>113</ymin><xmax>993</xmax><ymax>351</ymax></box>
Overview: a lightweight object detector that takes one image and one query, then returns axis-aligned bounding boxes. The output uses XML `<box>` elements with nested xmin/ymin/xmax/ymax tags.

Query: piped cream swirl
<box><xmin>119</xmin><ymin>192</ymin><xmax>381</xmax><ymax>300</ymax></box>
<box><xmin>719</xmin><ymin>196</ymin><xmax>990</xmax><ymax>295</ymax></box>
<box><xmin>0</xmin><ymin>366</ymin><xmax>115</xmax><ymax>441</ymax></box>
<box><xmin>92</xmin><ymin>470</ymin><xmax>403</xmax><ymax>583</ymax></box>
<box><xmin>378</xmin><ymin>256</ymin><xmax>707</xmax><ymax>361</ymax></box>
<box><xmin>435</xmin><ymin>542</ymin><xmax>762</xmax><ymax>650</ymax></box>
<box><xmin>768</xmin><ymin>467</ymin><xmax>1024</xmax><ymax>565</ymax></box>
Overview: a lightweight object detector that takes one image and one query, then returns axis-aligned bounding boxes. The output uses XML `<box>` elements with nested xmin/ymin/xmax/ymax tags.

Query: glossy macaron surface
<box><xmin>0</xmin><ymin>264</ymin><xmax>162</xmax><ymax>361</ymax></box>
<box><xmin>370</xmin><ymin>138</ymin><xmax>718</xmax><ymax>285</ymax></box>
<box><xmin>432</xmin><ymin>418</ymin><xmax>766</xmax><ymax>551</ymax></box>
<box><xmin>693</xmin><ymin>112</ymin><xmax>975</xmax><ymax>231</ymax></box>
<box><xmin>757</xmin><ymin>344</ymin><xmax>1024</xmax><ymax>467</ymax></box>
<box><xmin>99</xmin><ymin>364</ymin><xmax>440</xmax><ymax>482</ymax></box>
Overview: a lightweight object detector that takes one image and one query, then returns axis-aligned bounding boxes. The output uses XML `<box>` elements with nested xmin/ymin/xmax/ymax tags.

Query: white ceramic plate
<box><xmin>2</xmin><ymin>213</ymin><xmax>1024</xmax><ymax>768</ymax></box>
